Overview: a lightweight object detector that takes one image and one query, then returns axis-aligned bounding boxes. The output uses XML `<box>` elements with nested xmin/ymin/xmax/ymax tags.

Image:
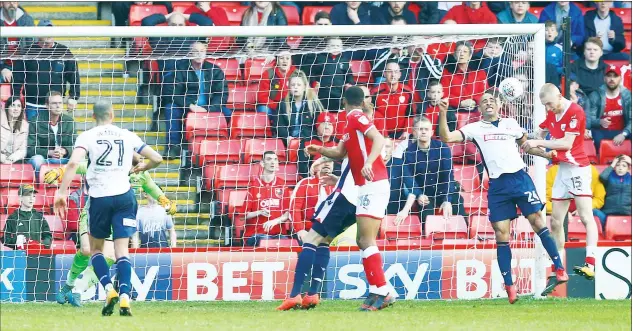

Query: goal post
<box><xmin>1</xmin><ymin>23</ymin><xmax>549</xmax><ymax>302</ymax></box>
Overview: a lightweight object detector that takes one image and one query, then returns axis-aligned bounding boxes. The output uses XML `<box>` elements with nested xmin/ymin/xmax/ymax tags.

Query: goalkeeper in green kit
<box><xmin>48</xmin><ymin>154</ymin><xmax>177</xmax><ymax>307</ymax></box>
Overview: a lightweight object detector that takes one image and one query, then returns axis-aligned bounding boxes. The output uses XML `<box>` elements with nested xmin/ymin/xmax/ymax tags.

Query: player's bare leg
<box><xmin>572</xmin><ymin>196</ymin><xmax>598</xmax><ymax>280</ymax></box>
<box><xmin>90</xmin><ymin>235</ymin><xmax>119</xmax><ymax>316</ymax></box>
<box><xmin>525</xmin><ymin>212</ymin><xmax>569</xmax><ymax>295</ymax></box>
<box><xmin>114</xmin><ymin>237</ymin><xmax>133</xmax><ymax>316</ymax></box>
<box><xmin>550</xmin><ymin>199</ymin><xmax>570</xmax><ymax>252</ymax></box>
<box><xmin>278</xmin><ymin>230</ymin><xmax>329</xmax><ymax>311</ymax></box>
<box><xmin>491</xmin><ymin>220</ymin><xmax>518</xmax><ymax>304</ymax></box>
<box><xmin>56</xmin><ymin>232</ymin><xmax>90</xmax><ymax>307</ymax></box>
<box><xmin>356</xmin><ymin>216</ymin><xmax>394</xmax><ymax>311</ymax></box>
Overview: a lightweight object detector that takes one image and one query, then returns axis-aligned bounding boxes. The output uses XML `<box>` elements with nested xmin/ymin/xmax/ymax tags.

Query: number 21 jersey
<box><xmin>74</xmin><ymin>124</ymin><xmax>147</xmax><ymax>198</ymax></box>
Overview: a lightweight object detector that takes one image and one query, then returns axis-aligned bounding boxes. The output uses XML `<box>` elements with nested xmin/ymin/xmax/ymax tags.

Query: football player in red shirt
<box><xmin>305</xmin><ymin>86</ymin><xmax>393</xmax><ymax>311</ymax></box>
<box><xmin>242</xmin><ymin>151</ymin><xmax>291</xmax><ymax>246</ymax></box>
<box><xmin>522</xmin><ymin>83</ymin><xmax>599</xmax><ymax>280</ymax></box>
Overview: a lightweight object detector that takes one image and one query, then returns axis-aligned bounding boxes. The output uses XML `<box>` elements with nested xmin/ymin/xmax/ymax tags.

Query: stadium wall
<box><xmin>1</xmin><ymin>243</ymin><xmax>630</xmax><ymax>303</ymax></box>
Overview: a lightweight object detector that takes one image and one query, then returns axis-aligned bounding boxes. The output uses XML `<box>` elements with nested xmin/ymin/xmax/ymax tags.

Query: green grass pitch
<box><xmin>1</xmin><ymin>299</ymin><xmax>630</xmax><ymax>331</ymax></box>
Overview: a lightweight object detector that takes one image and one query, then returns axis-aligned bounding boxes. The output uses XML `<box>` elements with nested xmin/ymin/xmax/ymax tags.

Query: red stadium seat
<box><xmin>349</xmin><ymin>60</ymin><xmax>373</xmax><ymax>84</ymax></box>
<box><xmin>604</xmin><ymin>59</ymin><xmax>630</xmax><ymax>70</ymax></box>
<box><xmin>171</xmin><ymin>1</ymin><xmax>195</xmax><ymax>13</ymax></box>
<box><xmin>213</xmin><ymin>2</ymin><xmax>241</xmax><ymax>8</ymax></box>
<box><xmin>38</xmin><ymin>164</ymin><xmax>82</xmax><ymax>189</ymax></box>
<box><xmin>425</xmin><ymin>215</ymin><xmax>468</xmax><ymax>240</ymax></box>
<box><xmin>482</xmin><ymin>171</ymin><xmax>490</xmax><ymax>191</ymax></box>
<box><xmin>583</xmin><ymin>139</ymin><xmax>598</xmax><ymax>164</ymax></box>
<box><xmin>287</xmin><ymin>138</ymin><xmax>301</xmax><ymax>163</ymax></box>
<box><xmin>302</xmin><ymin>6</ymin><xmax>332</xmax><ymax>25</ymax></box>
<box><xmin>286</xmin><ymin>36</ymin><xmax>303</xmax><ymax>49</ymax></box>
<box><xmin>50</xmin><ymin>240</ymin><xmax>76</xmax><ymax>250</ymax></box>
<box><xmin>184</xmin><ymin>112</ymin><xmax>228</xmax><ymax>142</ymax></box>
<box><xmin>243</xmin><ymin>138</ymin><xmax>287</xmax><ymax>163</ymax></box>
<box><xmin>567</xmin><ymin>215</ymin><xmax>604</xmax><ymax>241</ymax></box>
<box><xmin>615</xmin><ymin>8</ymin><xmax>632</xmax><ymax>31</ymax></box>
<box><xmin>394</xmin><ymin>238</ymin><xmax>433</xmax><ymax>248</ymax></box>
<box><xmin>243</xmin><ymin>58</ymin><xmax>274</xmax><ymax>83</ymax></box>
<box><xmin>44</xmin><ymin>214</ymin><xmax>65</xmax><ymax>234</ymax></box>
<box><xmin>206</xmin><ymin>58</ymin><xmax>240</xmax><ymax>82</ymax></box>
<box><xmin>599</xmin><ymin>140</ymin><xmax>631</xmax><ymax>164</ymax></box>
<box><xmin>512</xmin><ymin>216</ymin><xmax>535</xmax><ymax>240</ymax></box>
<box><xmin>0</xmin><ymin>84</ymin><xmax>10</xmax><ymax>102</ymax></box>
<box><xmin>258</xmin><ymin>238</ymin><xmax>299</xmax><ymax>248</ymax></box>
<box><xmin>213</xmin><ymin>164</ymin><xmax>256</xmax><ymax>190</ymax></box>
<box><xmin>198</xmin><ymin>139</ymin><xmax>242</xmax><ymax>165</ymax></box>
<box><xmin>230</xmin><ymin>112</ymin><xmax>271</xmax><ymax>138</ymax></box>
<box><xmin>222</xmin><ymin>6</ymin><xmax>248</xmax><ymax>26</ymax></box>
<box><xmin>277</xmin><ymin>163</ymin><xmax>299</xmax><ymax>186</ymax></box>
<box><xmin>624</xmin><ymin>31</ymin><xmax>632</xmax><ymax>53</ymax></box>
<box><xmin>227</xmin><ymin>85</ymin><xmax>258</xmax><ymax>111</ymax></box>
<box><xmin>281</xmin><ymin>6</ymin><xmax>300</xmax><ymax>25</ymax></box>
<box><xmin>0</xmin><ymin>164</ymin><xmax>35</xmax><ymax>187</ymax></box>
<box><xmin>380</xmin><ymin>215</ymin><xmax>422</xmax><ymax>240</ymax></box>
<box><xmin>448</xmin><ymin>142</ymin><xmax>467</xmax><ymax>164</ymax></box>
<box><xmin>530</xmin><ymin>7</ymin><xmax>544</xmax><ymax>17</ymax></box>
<box><xmin>461</xmin><ymin>191</ymin><xmax>488</xmax><ymax>215</ymax></box>
<box><xmin>227</xmin><ymin>189</ymin><xmax>248</xmax><ymax>217</ymax></box>
<box><xmin>453</xmin><ymin>165</ymin><xmax>481</xmax><ymax>192</ymax></box>
<box><xmin>468</xmin><ymin>215</ymin><xmax>495</xmax><ymax>239</ymax></box>
<box><xmin>0</xmin><ymin>214</ymin><xmax>8</xmax><ymax>236</ymax></box>
<box><xmin>129</xmin><ymin>4</ymin><xmax>168</xmax><ymax>26</ymax></box>
<box><xmin>464</xmin><ymin>142</ymin><xmax>482</xmax><ymax>164</ymax></box>
<box><xmin>605</xmin><ymin>216</ymin><xmax>632</xmax><ymax>241</ymax></box>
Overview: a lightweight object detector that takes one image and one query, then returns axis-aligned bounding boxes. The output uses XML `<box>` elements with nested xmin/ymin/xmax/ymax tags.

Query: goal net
<box><xmin>0</xmin><ymin>24</ymin><xmax>548</xmax><ymax>303</ymax></box>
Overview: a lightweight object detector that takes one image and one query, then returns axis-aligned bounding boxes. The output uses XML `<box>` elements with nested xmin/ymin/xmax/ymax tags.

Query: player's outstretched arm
<box><xmin>132</xmin><ymin>145</ymin><xmax>163</xmax><ymax>173</ymax></box>
<box><xmin>521</xmin><ymin>132</ymin><xmax>575</xmax><ymax>153</ymax></box>
<box><xmin>306</xmin><ymin>141</ymin><xmax>347</xmax><ymax>160</ymax></box>
<box><xmin>43</xmin><ymin>161</ymin><xmax>88</xmax><ymax>184</ymax></box>
<box><xmin>140</xmin><ymin>173</ymin><xmax>177</xmax><ymax>215</ymax></box>
<box><xmin>517</xmin><ymin>134</ymin><xmax>554</xmax><ymax>160</ymax></box>
<box><xmin>438</xmin><ymin>98</ymin><xmax>464</xmax><ymax>143</ymax></box>
<box><xmin>54</xmin><ymin>148</ymin><xmax>87</xmax><ymax>219</ymax></box>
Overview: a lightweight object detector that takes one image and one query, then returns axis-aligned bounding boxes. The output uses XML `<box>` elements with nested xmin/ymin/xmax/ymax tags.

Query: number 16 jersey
<box><xmin>74</xmin><ymin>124</ymin><xmax>147</xmax><ymax>198</ymax></box>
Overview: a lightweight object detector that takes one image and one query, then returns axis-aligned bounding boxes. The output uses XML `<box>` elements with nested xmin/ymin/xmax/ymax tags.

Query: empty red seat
<box><xmin>0</xmin><ymin>164</ymin><xmax>35</xmax><ymax>187</ymax></box>
<box><xmin>222</xmin><ymin>6</ymin><xmax>248</xmax><ymax>26</ymax></box>
<box><xmin>604</xmin><ymin>59</ymin><xmax>630</xmax><ymax>69</ymax></box>
<box><xmin>281</xmin><ymin>5</ymin><xmax>300</xmax><ymax>25</ymax></box>
<box><xmin>44</xmin><ymin>214</ymin><xmax>65</xmax><ymax>234</ymax></box>
<box><xmin>227</xmin><ymin>189</ymin><xmax>248</xmax><ymax>217</ymax></box>
<box><xmin>214</xmin><ymin>164</ymin><xmax>257</xmax><ymax>190</ymax></box>
<box><xmin>605</xmin><ymin>216</ymin><xmax>632</xmax><ymax>241</ymax></box>
<box><xmin>380</xmin><ymin>215</ymin><xmax>422</xmax><ymax>240</ymax></box>
<box><xmin>230</xmin><ymin>112</ymin><xmax>271</xmax><ymax>138</ymax></box>
<box><xmin>530</xmin><ymin>7</ymin><xmax>544</xmax><ymax>17</ymax></box>
<box><xmin>0</xmin><ymin>84</ymin><xmax>10</xmax><ymax>102</ymax></box>
<box><xmin>567</xmin><ymin>215</ymin><xmax>604</xmax><ymax>241</ymax></box>
<box><xmin>129</xmin><ymin>4</ymin><xmax>168</xmax><ymax>26</ymax></box>
<box><xmin>286</xmin><ymin>36</ymin><xmax>303</xmax><ymax>49</ymax></box>
<box><xmin>599</xmin><ymin>140</ymin><xmax>631</xmax><ymax>164</ymax></box>
<box><xmin>38</xmin><ymin>164</ymin><xmax>82</xmax><ymax>189</ymax></box>
<box><xmin>287</xmin><ymin>138</ymin><xmax>301</xmax><ymax>163</ymax></box>
<box><xmin>206</xmin><ymin>58</ymin><xmax>240</xmax><ymax>81</ymax></box>
<box><xmin>227</xmin><ymin>85</ymin><xmax>257</xmax><ymax>111</ymax></box>
<box><xmin>468</xmin><ymin>215</ymin><xmax>495</xmax><ymax>239</ymax></box>
<box><xmin>258</xmin><ymin>238</ymin><xmax>299</xmax><ymax>248</ymax></box>
<box><xmin>512</xmin><ymin>216</ymin><xmax>535</xmax><ymax>240</ymax></box>
<box><xmin>453</xmin><ymin>165</ymin><xmax>481</xmax><ymax>192</ymax></box>
<box><xmin>243</xmin><ymin>58</ymin><xmax>274</xmax><ymax>82</ymax></box>
<box><xmin>0</xmin><ymin>214</ymin><xmax>8</xmax><ymax>235</ymax></box>
<box><xmin>198</xmin><ymin>139</ymin><xmax>242</xmax><ymax>165</ymax></box>
<box><xmin>171</xmin><ymin>1</ymin><xmax>195</xmax><ymax>13</ymax></box>
<box><xmin>243</xmin><ymin>138</ymin><xmax>286</xmax><ymax>163</ymax></box>
<box><xmin>583</xmin><ymin>139</ymin><xmax>598</xmax><ymax>164</ymax></box>
<box><xmin>184</xmin><ymin>112</ymin><xmax>228</xmax><ymax>142</ymax></box>
<box><xmin>302</xmin><ymin>6</ymin><xmax>332</xmax><ymax>25</ymax></box>
<box><xmin>278</xmin><ymin>163</ymin><xmax>298</xmax><ymax>186</ymax></box>
<box><xmin>213</xmin><ymin>2</ymin><xmax>241</xmax><ymax>8</ymax></box>
<box><xmin>349</xmin><ymin>60</ymin><xmax>373</xmax><ymax>84</ymax></box>
<box><xmin>425</xmin><ymin>215</ymin><xmax>468</xmax><ymax>240</ymax></box>
<box><xmin>50</xmin><ymin>240</ymin><xmax>76</xmax><ymax>250</ymax></box>
<box><xmin>448</xmin><ymin>142</ymin><xmax>467</xmax><ymax>164</ymax></box>
<box><xmin>461</xmin><ymin>191</ymin><xmax>488</xmax><ymax>215</ymax></box>
<box><xmin>394</xmin><ymin>238</ymin><xmax>433</xmax><ymax>248</ymax></box>
<box><xmin>615</xmin><ymin>8</ymin><xmax>632</xmax><ymax>30</ymax></box>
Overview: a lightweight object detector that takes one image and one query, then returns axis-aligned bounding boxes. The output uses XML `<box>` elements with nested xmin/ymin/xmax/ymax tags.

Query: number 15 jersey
<box><xmin>75</xmin><ymin>124</ymin><xmax>147</xmax><ymax>198</ymax></box>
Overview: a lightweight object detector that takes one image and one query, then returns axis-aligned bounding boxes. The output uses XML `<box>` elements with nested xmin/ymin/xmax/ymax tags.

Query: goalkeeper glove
<box><xmin>158</xmin><ymin>195</ymin><xmax>177</xmax><ymax>215</ymax></box>
<box><xmin>43</xmin><ymin>167</ymin><xmax>65</xmax><ymax>184</ymax></box>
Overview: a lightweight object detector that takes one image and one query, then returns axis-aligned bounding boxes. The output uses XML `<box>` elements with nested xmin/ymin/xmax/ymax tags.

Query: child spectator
<box><xmin>496</xmin><ymin>1</ymin><xmax>537</xmax><ymax>24</ymax></box>
<box><xmin>545</xmin><ymin>21</ymin><xmax>564</xmax><ymax>76</ymax></box>
<box><xmin>272</xmin><ymin>70</ymin><xmax>322</xmax><ymax>145</ymax></box>
<box><xmin>569</xmin><ymin>37</ymin><xmax>607</xmax><ymax>96</ymax></box>
<box><xmin>422</xmin><ymin>81</ymin><xmax>456</xmax><ymax>138</ymax></box>
<box><xmin>257</xmin><ymin>49</ymin><xmax>297</xmax><ymax>115</ymax></box>
<box><xmin>297</xmin><ymin>112</ymin><xmax>338</xmax><ymax>177</ymax></box>
<box><xmin>132</xmin><ymin>193</ymin><xmax>176</xmax><ymax>248</ymax></box>
<box><xmin>440</xmin><ymin>41</ymin><xmax>489</xmax><ymax>112</ymax></box>
<box><xmin>538</xmin><ymin>1</ymin><xmax>585</xmax><ymax>51</ymax></box>
<box><xmin>1</xmin><ymin>184</ymin><xmax>51</xmax><ymax>250</ymax></box>
<box><xmin>584</xmin><ymin>1</ymin><xmax>629</xmax><ymax>61</ymax></box>
<box><xmin>596</xmin><ymin>155</ymin><xmax>632</xmax><ymax>228</ymax></box>
<box><xmin>1</xmin><ymin>96</ymin><xmax>28</xmax><ymax>164</ymax></box>
<box><xmin>310</xmin><ymin>38</ymin><xmax>354</xmax><ymax>111</ymax></box>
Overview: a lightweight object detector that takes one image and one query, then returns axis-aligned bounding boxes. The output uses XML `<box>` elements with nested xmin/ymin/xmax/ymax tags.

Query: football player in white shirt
<box><xmin>54</xmin><ymin>101</ymin><xmax>162</xmax><ymax>317</ymax></box>
<box><xmin>438</xmin><ymin>90</ymin><xmax>568</xmax><ymax>303</ymax></box>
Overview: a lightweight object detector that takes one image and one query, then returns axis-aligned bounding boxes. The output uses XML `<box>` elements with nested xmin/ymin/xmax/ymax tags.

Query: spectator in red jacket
<box><xmin>243</xmin><ymin>151</ymin><xmax>291</xmax><ymax>246</ymax></box>
<box><xmin>372</xmin><ymin>61</ymin><xmax>421</xmax><ymax>139</ymax></box>
<box><xmin>440</xmin><ymin>41</ymin><xmax>489</xmax><ymax>112</ymax></box>
<box><xmin>183</xmin><ymin>1</ymin><xmax>229</xmax><ymax>26</ymax></box>
<box><xmin>257</xmin><ymin>50</ymin><xmax>297</xmax><ymax>115</ymax></box>
<box><xmin>289</xmin><ymin>159</ymin><xmax>335</xmax><ymax>242</ymax></box>
<box><xmin>298</xmin><ymin>111</ymin><xmax>339</xmax><ymax>177</ymax></box>
<box><xmin>440</xmin><ymin>2</ymin><xmax>497</xmax><ymax>24</ymax></box>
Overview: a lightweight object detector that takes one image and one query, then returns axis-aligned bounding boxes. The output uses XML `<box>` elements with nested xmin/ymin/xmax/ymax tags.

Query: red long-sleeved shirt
<box><xmin>371</xmin><ymin>82</ymin><xmax>420</xmax><ymax>135</ymax></box>
<box><xmin>257</xmin><ymin>66</ymin><xmax>297</xmax><ymax>111</ymax></box>
<box><xmin>289</xmin><ymin>176</ymin><xmax>334</xmax><ymax>232</ymax></box>
<box><xmin>440</xmin><ymin>67</ymin><xmax>489</xmax><ymax>109</ymax></box>
<box><xmin>440</xmin><ymin>4</ymin><xmax>497</xmax><ymax>24</ymax></box>
<box><xmin>243</xmin><ymin>176</ymin><xmax>290</xmax><ymax>238</ymax></box>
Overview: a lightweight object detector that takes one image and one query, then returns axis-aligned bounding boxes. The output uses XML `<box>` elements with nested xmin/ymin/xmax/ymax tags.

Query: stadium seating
<box><xmin>453</xmin><ymin>165</ymin><xmax>481</xmax><ymax>192</ymax></box>
<box><xmin>226</xmin><ymin>189</ymin><xmax>248</xmax><ymax>217</ymax></box>
<box><xmin>50</xmin><ymin>240</ymin><xmax>76</xmax><ymax>250</ymax></box>
<box><xmin>184</xmin><ymin>112</ymin><xmax>229</xmax><ymax>142</ymax></box>
<box><xmin>227</xmin><ymin>85</ymin><xmax>258</xmax><ymax>111</ymax></box>
<box><xmin>461</xmin><ymin>191</ymin><xmax>488</xmax><ymax>215</ymax></box>
<box><xmin>599</xmin><ymin>140</ymin><xmax>632</xmax><ymax>164</ymax></box>
<box><xmin>425</xmin><ymin>215</ymin><xmax>468</xmax><ymax>240</ymax></box>
<box><xmin>512</xmin><ymin>216</ymin><xmax>535</xmax><ymax>240</ymax></box>
<box><xmin>468</xmin><ymin>215</ymin><xmax>495</xmax><ymax>240</ymax></box>
<box><xmin>277</xmin><ymin>163</ymin><xmax>299</xmax><ymax>186</ymax></box>
<box><xmin>258</xmin><ymin>238</ymin><xmax>299</xmax><ymax>248</ymax></box>
<box><xmin>286</xmin><ymin>36</ymin><xmax>303</xmax><ymax>49</ymax></box>
<box><xmin>615</xmin><ymin>8</ymin><xmax>632</xmax><ymax>30</ymax></box>
<box><xmin>129</xmin><ymin>4</ymin><xmax>168</xmax><ymax>26</ymax></box>
<box><xmin>349</xmin><ymin>60</ymin><xmax>373</xmax><ymax>84</ymax></box>
<box><xmin>242</xmin><ymin>138</ymin><xmax>287</xmax><ymax>163</ymax></box>
<box><xmin>0</xmin><ymin>164</ymin><xmax>35</xmax><ymax>187</ymax></box>
<box><xmin>301</xmin><ymin>6</ymin><xmax>332</xmax><ymax>25</ymax></box>
<box><xmin>583</xmin><ymin>139</ymin><xmax>598</xmax><ymax>164</ymax></box>
<box><xmin>223</xmin><ymin>6</ymin><xmax>248</xmax><ymax>26</ymax></box>
<box><xmin>213</xmin><ymin>2</ymin><xmax>241</xmax><ymax>8</ymax></box>
<box><xmin>529</xmin><ymin>7</ymin><xmax>544</xmax><ymax>17</ymax></box>
<box><xmin>566</xmin><ymin>215</ymin><xmax>604</xmax><ymax>241</ymax></box>
<box><xmin>0</xmin><ymin>84</ymin><xmax>10</xmax><ymax>102</ymax></box>
<box><xmin>38</xmin><ymin>164</ymin><xmax>82</xmax><ymax>189</ymax></box>
<box><xmin>605</xmin><ymin>216</ymin><xmax>632</xmax><ymax>241</ymax></box>
<box><xmin>206</xmin><ymin>58</ymin><xmax>240</xmax><ymax>82</ymax></box>
<box><xmin>44</xmin><ymin>214</ymin><xmax>66</xmax><ymax>238</ymax></box>
<box><xmin>380</xmin><ymin>215</ymin><xmax>423</xmax><ymax>240</ymax></box>
<box><xmin>394</xmin><ymin>238</ymin><xmax>433</xmax><ymax>248</ymax></box>
<box><xmin>230</xmin><ymin>112</ymin><xmax>272</xmax><ymax>138</ymax></box>
<box><xmin>287</xmin><ymin>138</ymin><xmax>300</xmax><ymax>163</ymax></box>
<box><xmin>198</xmin><ymin>139</ymin><xmax>242</xmax><ymax>165</ymax></box>
<box><xmin>0</xmin><ymin>214</ymin><xmax>7</xmax><ymax>235</ymax></box>
<box><xmin>211</xmin><ymin>163</ymin><xmax>257</xmax><ymax>190</ymax></box>
<box><xmin>281</xmin><ymin>6</ymin><xmax>300</xmax><ymax>26</ymax></box>
<box><xmin>243</xmin><ymin>58</ymin><xmax>274</xmax><ymax>82</ymax></box>
<box><xmin>171</xmin><ymin>1</ymin><xmax>194</xmax><ymax>13</ymax></box>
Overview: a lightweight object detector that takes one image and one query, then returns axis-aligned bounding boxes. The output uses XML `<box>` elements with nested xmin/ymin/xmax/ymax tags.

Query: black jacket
<box><xmin>141</xmin><ymin>13</ymin><xmax>213</xmax><ymax>57</ymax></box>
<box><xmin>569</xmin><ymin>60</ymin><xmax>608</xmax><ymax>96</ymax></box>
<box><xmin>1</xmin><ymin>209</ymin><xmax>52</xmax><ymax>249</ymax></box>
<box><xmin>330</xmin><ymin>2</ymin><xmax>382</xmax><ymax>25</ymax></box>
<box><xmin>11</xmin><ymin>42</ymin><xmax>80</xmax><ymax>105</ymax></box>
<box><xmin>584</xmin><ymin>9</ymin><xmax>626</xmax><ymax>54</ymax></box>
<box><xmin>168</xmin><ymin>59</ymin><xmax>227</xmax><ymax>112</ymax></box>
<box><xmin>377</xmin><ymin>4</ymin><xmax>417</xmax><ymax>24</ymax></box>
<box><xmin>27</xmin><ymin>110</ymin><xmax>75</xmax><ymax>158</ymax></box>
<box><xmin>271</xmin><ymin>98</ymin><xmax>318</xmax><ymax>142</ymax></box>
<box><xmin>311</xmin><ymin>53</ymin><xmax>354</xmax><ymax>111</ymax></box>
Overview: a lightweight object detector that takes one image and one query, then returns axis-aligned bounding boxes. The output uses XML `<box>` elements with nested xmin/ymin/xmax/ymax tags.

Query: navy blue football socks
<box><xmin>537</xmin><ymin>227</ymin><xmax>564</xmax><ymax>270</ymax></box>
<box><xmin>290</xmin><ymin>243</ymin><xmax>316</xmax><ymax>297</ymax></box>
<box><xmin>496</xmin><ymin>242</ymin><xmax>513</xmax><ymax>286</ymax></box>
<box><xmin>116</xmin><ymin>257</ymin><xmax>132</xmax><ymax>296</ymax></box>
<box><xmin>308</xmin><ymin>244</ymin><xmax>330</xmax><ymax>296</ymax></box>
<box><xmin>91</xmin><ymin>253</ymin><xmax>112</xmax><ymax>288</ymax></box>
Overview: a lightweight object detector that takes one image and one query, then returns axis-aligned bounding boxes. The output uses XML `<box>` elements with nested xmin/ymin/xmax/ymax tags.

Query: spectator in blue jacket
<box><xmin>596</xmin><ymin>155</ymin><xmax>632</xmax><ymax>228</ymax></box>
<box><xmin>378</xmin><ymin>2</ymin><xmax>417</xmax><ymax>24</ymax></box>
<box><xmin>545</xmin><ymin>21</ymin><xmax>564</xmax><ymax>75</ymax></box>
<box><xmin>584</xmin><ymin>1</ymin><xmax>630</xmax><ymax>61</ymax></box>
<box><xmin>497</xmin><ymin>1</ymin><xmax>538</xmax><ymax>24</ymax></box>
<box><xmin>539</xmin><ymin>2</ymin><xmax>585</xmax><ymax>51</ymax></box>
<box><xmin>330</xmin><ymin>1</ymin><xmax>382</xmax><ymax>25</ymax></box>
<box><xmin>403</xmin><ymin>115</ymin><xmax>465</xmax><ymax>229</ymax></box>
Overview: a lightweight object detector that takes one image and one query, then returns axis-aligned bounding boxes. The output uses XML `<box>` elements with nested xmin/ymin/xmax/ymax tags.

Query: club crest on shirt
<box><xmin>399</xmin><ymin>95</ymin><xmax>406</xmax><ymax>103</ymax></box>
<box><xmin>569</xmin><ymin>119</ymin><xmax>577</xmax><ymax>129</ymax></box>
<box><xmin>274</xmin><ymin>188</ymin><xmax>283</xmax><ymax>198</ymax></box>
<box><xmin>358</xmin><ymin>116</ymin><xmax>369</xmax><ymax>125</ymax></box>
<box><xmin>561</xmin><ymin>124</ymin><xmax>566</xmax><ymax>130</ymax></box>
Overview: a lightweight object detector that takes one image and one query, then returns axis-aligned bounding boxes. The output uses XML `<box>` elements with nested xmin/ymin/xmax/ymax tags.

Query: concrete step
<box><xmin>71</xmin><ymin>48</ymin><xmax>126</xmax><ymax>58</ymax></box>
<box><xmin>177</xmin><ymin>239</ymin><xmax>222</xmax><ymax>247</ymax></box>
<box><xmin>78</xmin><ymin>61</ymin><xmax>125</xmax><ymax>77</ymax></box>
<box><xmin>174</xmin><ymin>224</ymin><xmax>210</xmax><ymax>240</ymax></box>
<box><xmin>79</xmin><ymin>89</ymin><xmax>136</xmax><ymax>98</ymax></box>
<box><xmin>35</xmin><ymin>19</ymin><xmax>111</xmax><ymax>26</ymax></box>
<box><xmin>22</xmin><ymin>5</ymin><xmax>98</xmax><ymax>20</ymax></box>
<box><xmin>82</xmin><ymin>77</ymin><xmax>138</xmax><ymax>92</ymax></box>
<box><xmin>24</xmin><ymin>2</ymin><xmax>98</xmax><ymax>6</ymax></box>
<box><xmin>60</xmin><ymin>37</ymin><xmax>112</xmax><ymax>49</ymax></box>
<box><xmin>173</xmin><ymin>212</ymin><xmax>210</xmax><ymax>225</ymax></box>
<box><xmin>77</xmin><ymin>95</ymin><xmax>137</xmax><ymax>105</ymax></box>
<box><xmin>162</xmin><ymin>186</ymin><xmax>197</xmax><ymax>202</ymax></box>
<box><xmin>133</xmin><ymin>132</ymin><xmax>166</xmax><ymax>146</ymax></box>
